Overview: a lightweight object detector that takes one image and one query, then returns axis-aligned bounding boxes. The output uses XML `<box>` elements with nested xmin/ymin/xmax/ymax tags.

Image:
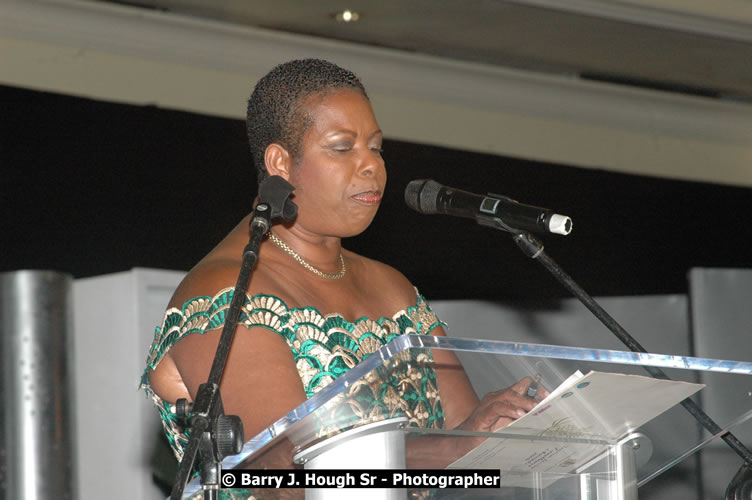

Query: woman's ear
<box><xmin>264</xmin><ymin>143</ymin><xmax>293</xmax><ymax>181</ymax></box>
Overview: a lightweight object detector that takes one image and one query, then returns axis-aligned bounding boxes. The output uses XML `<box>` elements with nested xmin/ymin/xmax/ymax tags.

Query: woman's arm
<box><xmin>167</xmin><ymin>321</ymin><xmax>309</xmax><ymax>440</ymax></box>
<box><xmin>370</xmin><ymin>263</ymin><xmax>543</xmax><ymax>437</ymax></box>
<box><xmin>430</xmin><ymin>325</ymin><xmax>541</xmax><ymax>432</ymax></box>
<box><xmin>402</xmin><ymin>325</ymin><xmax>543</xmax><ymax>467</ymax></box>
<box><xmin>150</xmin><ymin>261</ymin><xmax>309</xmax><ymax>448</ymax></box>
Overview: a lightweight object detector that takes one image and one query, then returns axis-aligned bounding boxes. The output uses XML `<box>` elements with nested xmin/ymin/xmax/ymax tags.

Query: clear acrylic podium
<box><xmin>181</xmin><ymin>335</ymin><xmax>752</xmax><ymax>499</ymax></box>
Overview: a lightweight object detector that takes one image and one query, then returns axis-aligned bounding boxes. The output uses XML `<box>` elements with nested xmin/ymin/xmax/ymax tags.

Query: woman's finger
<box><xmin>507</xmin><ymin>377</ymin><xmax>533</xmax><ymax>396</ymax></box>
<box><xmin>487</xmin><ymin>389</ymin><xmax>538</xmax><ymax>413</ymax></box>
<box><xmin>536</xmin><ymin>384</ymin><xmax>551</xmax><ymax>399</ymax></box>
<box><xmin>491</xmin><ymin>416</ymin><xmax>516</xmax><ymax>431</ymax></box>
<box><xmin>487</xmin><ymin>400</ymin><xmax>530</xmax><ymax>421</ymax></box>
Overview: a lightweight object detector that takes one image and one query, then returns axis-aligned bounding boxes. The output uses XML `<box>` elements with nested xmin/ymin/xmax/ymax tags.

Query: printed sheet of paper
<box><xmin>448</xmin><ymin>370</ymin><xmax>704</xmax><ymax>487</ymax></box>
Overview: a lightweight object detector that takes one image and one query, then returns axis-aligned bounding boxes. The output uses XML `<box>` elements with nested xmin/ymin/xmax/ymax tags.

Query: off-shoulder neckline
<box><xmin>170</xmin><ymin>286</ymin><xmax>426</xmax><ymax>326</ymax></box>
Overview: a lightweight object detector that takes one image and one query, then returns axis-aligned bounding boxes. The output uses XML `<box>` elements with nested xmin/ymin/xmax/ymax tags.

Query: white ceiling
<box><xmin>2</xmin><ymin>0</ymin><xmax>752</xmax><ymax>187</ymax></box>
<box><xmin>98</xmin><ymin>0</ymin><xmax>752</xmax><ymax>102</ymax></box>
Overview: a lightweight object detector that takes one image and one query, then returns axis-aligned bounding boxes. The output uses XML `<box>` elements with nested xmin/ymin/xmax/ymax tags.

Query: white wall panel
<box><xmin>689</xmin><ymin>268</ymin><xmax>752</xmax><ymax>498</ymax></box>
<box><xmin>73</xmin><ymin>268</ymin><xmax>184</xmax><ymax>500</ymax></box>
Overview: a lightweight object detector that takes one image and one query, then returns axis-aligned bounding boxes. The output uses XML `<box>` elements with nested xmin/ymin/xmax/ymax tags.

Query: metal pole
<box><xmin>1</xmin><ymin>270</ymin><xmax>76</xmax><ymax>500</ymax></box>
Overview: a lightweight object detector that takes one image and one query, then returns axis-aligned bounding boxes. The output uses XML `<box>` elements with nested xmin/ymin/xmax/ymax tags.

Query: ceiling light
<box><xmin>334</xmin><ymin>9</ymin><xmax>360</xmax><ymax>23</ymax></box>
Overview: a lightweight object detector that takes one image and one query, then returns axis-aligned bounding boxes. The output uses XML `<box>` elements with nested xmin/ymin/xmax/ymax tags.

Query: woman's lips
<box><xmin>351</xmin><ymin>190</ymin><xmax>382</xmax><ymax>204</ymax></box>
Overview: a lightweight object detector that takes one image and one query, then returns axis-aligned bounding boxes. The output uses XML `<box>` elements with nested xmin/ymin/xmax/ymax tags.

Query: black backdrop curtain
<box><xmin>2</xmin><ymin>84</ymin><xmax>751</xmax><ymax>300</ymax></box>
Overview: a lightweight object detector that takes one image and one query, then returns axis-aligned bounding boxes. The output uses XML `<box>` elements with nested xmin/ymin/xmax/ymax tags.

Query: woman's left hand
<box><xmin>455</xmin><ymin>376</ymin><xmax>550</xmax><ymax>433</ymax></box>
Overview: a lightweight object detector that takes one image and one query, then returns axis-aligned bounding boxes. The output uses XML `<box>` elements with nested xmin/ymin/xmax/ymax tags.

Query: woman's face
<box><xmin>287</xmin><ymin>89</ymin><xmax>386</xmax><ymax>238</ymax></box>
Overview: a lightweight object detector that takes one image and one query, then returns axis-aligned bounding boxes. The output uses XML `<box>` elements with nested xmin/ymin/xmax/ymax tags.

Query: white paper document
<box><xmin>448</xmin><ymin>370</ymin><xmax>704</xmax><ymax>486</ymax></box>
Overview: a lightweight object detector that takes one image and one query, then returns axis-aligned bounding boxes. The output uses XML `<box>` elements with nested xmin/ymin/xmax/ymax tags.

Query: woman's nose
<box><xmin>358</xmin><ymin>151</ymin><xmax>383</xmax><ymax>177</ymax></box>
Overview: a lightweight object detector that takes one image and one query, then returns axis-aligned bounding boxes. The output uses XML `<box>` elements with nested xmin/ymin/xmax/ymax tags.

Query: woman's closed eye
<box><xmin>329</xmin><ymin>143</ymin><xmax>382</xmax><ymax>155</ymax></box>
<box><xmin>329</xmin><ymin>142</ymin><xmax>354</xmax><ymax>153</ymax></box>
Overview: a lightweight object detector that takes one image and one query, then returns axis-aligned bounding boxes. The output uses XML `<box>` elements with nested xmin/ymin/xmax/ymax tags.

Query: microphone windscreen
<box><xmin>404</xmin><ymin>179</ymin><xmax>441</xmax><ymax>214</ymax></box>
<box><xmin>259</xmin><ymin>175</ymin><xmax>297</xmax><ymax>220</ymax></box>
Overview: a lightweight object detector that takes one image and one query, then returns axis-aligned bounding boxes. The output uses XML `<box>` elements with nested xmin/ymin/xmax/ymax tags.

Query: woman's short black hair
<box><xmin>246</xmin><ymin>59</ymin><xmax>368</xmax><ymax>185</ymax></box>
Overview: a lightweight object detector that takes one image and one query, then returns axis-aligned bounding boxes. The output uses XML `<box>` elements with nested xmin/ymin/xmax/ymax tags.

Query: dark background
<box><xmin>2</xmin><ymin>84</ymin><xmax>751</xmax><ymax>300</ymax></box>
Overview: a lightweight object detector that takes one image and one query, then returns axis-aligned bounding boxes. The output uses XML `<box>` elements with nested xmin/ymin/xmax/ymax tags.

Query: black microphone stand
<box><xmin>169</xmin><ymin>176</ymin><xmax>297</xmax><ymax>500</ymax></box>
<box><xmin>510</xmin><ymin>230</ymin><xmax>752</xmax><ymax>499</ymax></box>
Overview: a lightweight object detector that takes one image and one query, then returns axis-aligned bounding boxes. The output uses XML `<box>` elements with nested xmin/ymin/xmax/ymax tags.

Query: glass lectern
<box><xmin>180</xmin><ymin>335</ymin><xmax>752</xmax><ymax>499</ymax></box>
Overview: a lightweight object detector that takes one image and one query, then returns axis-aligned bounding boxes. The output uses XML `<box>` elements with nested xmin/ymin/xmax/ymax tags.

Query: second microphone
<box><xmin>404</xmin><ymin>179</ymin><xmax>572</xmax><ymax>236</ymax></box>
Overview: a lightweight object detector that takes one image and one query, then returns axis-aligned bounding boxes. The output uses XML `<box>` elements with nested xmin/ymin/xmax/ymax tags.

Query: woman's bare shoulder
<box><xmin>165</xmin><ymin>214</ymin><xmax>293</xmax><ymax>309</ymax></box>
<box><xmin>167</xmin><ymin>258</ymin><xmax>241</xmax><ymax>309</ymax></box>
<box><xmin>168</xmin><ymin>250</ymin><xmax>286</xmax><ymax>310</ymax></box>
<box><xmin>349</xmin><ymin>251</ymin><xmax>417</xmax><ymax>307</ymax></box>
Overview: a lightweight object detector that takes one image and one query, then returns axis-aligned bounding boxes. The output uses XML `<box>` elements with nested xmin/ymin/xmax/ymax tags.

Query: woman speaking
<box><xmin>141</xmin><ymin>59</ymin><xmax>540</xmax><ymax>498</ymax></box>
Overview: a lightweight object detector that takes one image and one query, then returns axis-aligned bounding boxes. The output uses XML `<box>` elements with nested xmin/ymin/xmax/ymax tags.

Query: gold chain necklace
<box><xmin>267</xmin><ymin>232</ymin><xmax>346</xmax><ymax>280</ymax></box>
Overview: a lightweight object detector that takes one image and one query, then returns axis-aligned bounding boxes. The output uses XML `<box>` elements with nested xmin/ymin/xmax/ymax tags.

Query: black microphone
<box><xmin>404</xmin><ymin>179</ymin><xmax>572</xmax><ymax>235</ymax></box>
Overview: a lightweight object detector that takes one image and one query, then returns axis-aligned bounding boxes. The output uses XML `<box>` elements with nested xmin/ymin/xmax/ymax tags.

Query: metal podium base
<box><xmin>293</xmin><ymin>417</ymin><xmax>409</xmax><ymax>500</ymax></box>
